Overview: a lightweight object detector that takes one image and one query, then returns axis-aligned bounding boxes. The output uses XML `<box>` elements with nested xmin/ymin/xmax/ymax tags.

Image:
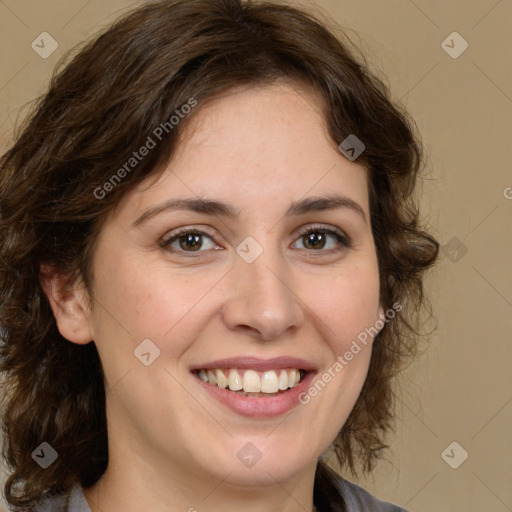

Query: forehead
<box><xmin>120</xmin><ymin>83</ymin><xmax>369</xmax><ymax>219</ymax></box>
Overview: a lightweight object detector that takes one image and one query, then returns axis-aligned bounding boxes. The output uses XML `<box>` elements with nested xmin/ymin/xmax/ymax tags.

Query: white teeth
<box><xmin>207</xmin><ymin>370</ymin><xmax>217</xmax><ymax>385</ymax></box>
<box><xmin>278</xmin><ymin>370</ymin><xmax>289</xmax><ymax>390</ymax></box>
<box><xmin>216</xmin><ymin>369</ymin><xmax>228</xmax><ymax>389</ymax></box>
<box><xmin>228</xmin><ymin>369</ymin><xmax>243</xmax><ymax>391</ymax></box>
<box><xmin>243</xmin><ymin>370</ymin><xmax>261</xmax><ymax>392</ymax></box>
<box><xmin>198</xmin><ymin>368</ymin><xmax>304</xmax><ymax>394</ymax></box>
<box><xmin>260</xmin><ymin>370</ymin><xmax>279</xmax><ymax>393</ymax></box>
<box><xmin>288</xmin><ymin>369</ymin><xmax>299</xmax><ymax>388</ymax></box>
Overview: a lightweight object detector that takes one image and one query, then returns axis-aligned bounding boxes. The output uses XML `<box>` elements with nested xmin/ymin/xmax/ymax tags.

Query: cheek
<box><xmin>308</xmin><ymin>263</ymin><xmax>381</xmax><ymax>352</ymax></box>
<box><xmin>92</xmin><ymin>253</ymin><xmax>220</xmax><ymax>354</ymax></box>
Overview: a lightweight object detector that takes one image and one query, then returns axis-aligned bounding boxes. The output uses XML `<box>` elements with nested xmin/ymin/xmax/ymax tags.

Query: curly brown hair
<box><xmin>0</xmin><ymin>0</ymin><xmax>438</xmax><ymax>509</ymax></box>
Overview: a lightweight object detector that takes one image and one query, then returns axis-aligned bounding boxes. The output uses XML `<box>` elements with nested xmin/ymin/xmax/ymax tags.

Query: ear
<box><xmin>39</xmin><ymin>264</ymin><xmax>94</xmax><ymax>345</ymax></box>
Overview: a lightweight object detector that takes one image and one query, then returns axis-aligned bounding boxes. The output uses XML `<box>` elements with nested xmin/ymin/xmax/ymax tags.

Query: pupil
<box><xmin>306</xmin><ymin>232</ymin><xmax>324</xmax><ymax>249</ymax></box>
<box><xmin>181</xmin><ymin>233</ymin><xmax>201</xmax><ymax>251</ymax></box>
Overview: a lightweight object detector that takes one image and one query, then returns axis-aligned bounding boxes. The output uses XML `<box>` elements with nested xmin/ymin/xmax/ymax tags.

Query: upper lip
<box><xmin>190</xmin><ymin>356</ymin><xmax>317</xmax><ymax>372</ymax></box>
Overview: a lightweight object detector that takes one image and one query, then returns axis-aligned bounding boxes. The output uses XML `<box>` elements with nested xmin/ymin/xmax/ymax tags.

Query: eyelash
<box><xmin>160</xmin><ymin>224</ymin><xmax>351</xmax><ymax>257</ymax></box>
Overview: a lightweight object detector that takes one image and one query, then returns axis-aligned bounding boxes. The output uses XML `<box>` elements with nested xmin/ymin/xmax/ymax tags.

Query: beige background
<box><xmin>0</xmin><ymin>1</ymin><xmax>510</xmax><ymax>511</ymax></box>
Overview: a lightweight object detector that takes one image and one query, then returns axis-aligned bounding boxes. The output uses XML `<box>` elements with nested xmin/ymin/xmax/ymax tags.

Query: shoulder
<box><xmin>339</xmin><ymin>477</ymin><xmax>409</xmax><ymax>512</ymax></box>
<box><xmin>30</xmin><ymin>477</ymin><xmax>406</xmax><ymax>512</ymax></box>
<box><xmin>30</xmin><ymin>484</ymin><xmax>91</xmax><ymax>512</ymax></box>
<box><xmin>316</xmin><ymin>461</ymin><xmax>408</xmax><ymax>511</ymax></box>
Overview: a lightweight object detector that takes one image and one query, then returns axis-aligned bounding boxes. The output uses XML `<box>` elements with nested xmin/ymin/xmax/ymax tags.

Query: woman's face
<box><xmin>80</xmin><ymin>83</ymin><xmax>383</xmax><ymax>489</ymax></box>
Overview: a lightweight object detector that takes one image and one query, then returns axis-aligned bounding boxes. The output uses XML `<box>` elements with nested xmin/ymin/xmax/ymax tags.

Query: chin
<box><xmin>208</xmin><ymin>439</ymin><xmax>316</xmax><ymax>487</ymax></box>
<box><xmin>222</xmin><ymin>459</ymin><xmax>308</xmax><ymax>488</ymax></box>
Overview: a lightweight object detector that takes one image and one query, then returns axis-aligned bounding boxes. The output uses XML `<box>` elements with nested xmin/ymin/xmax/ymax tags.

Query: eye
<box><xmin>161</xmin><ymin>224</ymin><xmax>351</xmax><ymax>256</ymax></box>
<box><xmin>292</xmin><ymin>224</ymin><xmax>351</xmax><ymax>252</ymax></box>
<box><xmin>161</xmin><ymin>228</ymin><xmax>219</xmax><ymax>254</ymax></box>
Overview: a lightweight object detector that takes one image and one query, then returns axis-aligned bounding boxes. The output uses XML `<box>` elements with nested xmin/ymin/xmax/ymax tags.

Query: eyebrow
<box><xmin>131</xmin><ymin>194</ymin><xmax>367</xmax><ymax>227</ymax></box>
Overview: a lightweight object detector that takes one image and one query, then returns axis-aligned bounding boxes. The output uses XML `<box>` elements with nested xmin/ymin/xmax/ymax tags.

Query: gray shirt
<box><xmin>32</xmin><ymin>479</ymin><xmax>408</xmax><ymax>512</ymax></box>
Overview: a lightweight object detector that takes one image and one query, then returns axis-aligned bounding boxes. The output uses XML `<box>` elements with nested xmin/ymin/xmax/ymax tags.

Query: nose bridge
<box><xmin>223</xmin><ymin>237</ymin><xmax>304</xmax><ymax>340</ymax></box>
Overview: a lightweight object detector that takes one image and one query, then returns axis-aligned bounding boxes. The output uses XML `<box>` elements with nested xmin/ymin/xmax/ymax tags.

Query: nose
<box><xmin>222</xmin><ymin>248</ymin><xmax>304</xmax><ymax>341</ymax></box>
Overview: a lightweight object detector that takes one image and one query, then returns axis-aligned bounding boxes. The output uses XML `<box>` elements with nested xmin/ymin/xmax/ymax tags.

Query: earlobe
<box><xmin>39</xmin><ymin>265</ymin><xmax>94</xmax><ymax>345</ymax></box>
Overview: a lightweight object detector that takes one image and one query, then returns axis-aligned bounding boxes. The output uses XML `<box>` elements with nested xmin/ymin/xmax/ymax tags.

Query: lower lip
<box><xmin>194</xmin><ymin>372</ymin><xmax>316</xmax><ymax>418</ymax></box>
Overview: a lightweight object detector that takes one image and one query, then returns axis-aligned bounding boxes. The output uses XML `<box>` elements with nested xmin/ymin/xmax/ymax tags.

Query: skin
<box><xmin>42</xmin><ymin>82</ymin><xmax>384</xmax><ymax>512</ymax></box>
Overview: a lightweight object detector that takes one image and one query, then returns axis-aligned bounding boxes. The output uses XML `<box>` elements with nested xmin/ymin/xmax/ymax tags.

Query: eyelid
<box><xmin>296</xmin><ymin>223</ymin><xmax>349</xmax><ymax>241</ymax></box>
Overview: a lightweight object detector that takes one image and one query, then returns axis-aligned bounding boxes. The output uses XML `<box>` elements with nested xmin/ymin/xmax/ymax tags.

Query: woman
<box><xmin>0</xmin><ymin>1</ymin><xmax>438</xmax><ymax>511</ymax></box>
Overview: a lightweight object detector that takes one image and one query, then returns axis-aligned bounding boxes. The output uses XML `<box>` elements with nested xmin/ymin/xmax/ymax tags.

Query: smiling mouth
<box><xmin>193</xmin><ymin>368</ymin><xmax>308</xmax><ymax>397</ymax></box>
